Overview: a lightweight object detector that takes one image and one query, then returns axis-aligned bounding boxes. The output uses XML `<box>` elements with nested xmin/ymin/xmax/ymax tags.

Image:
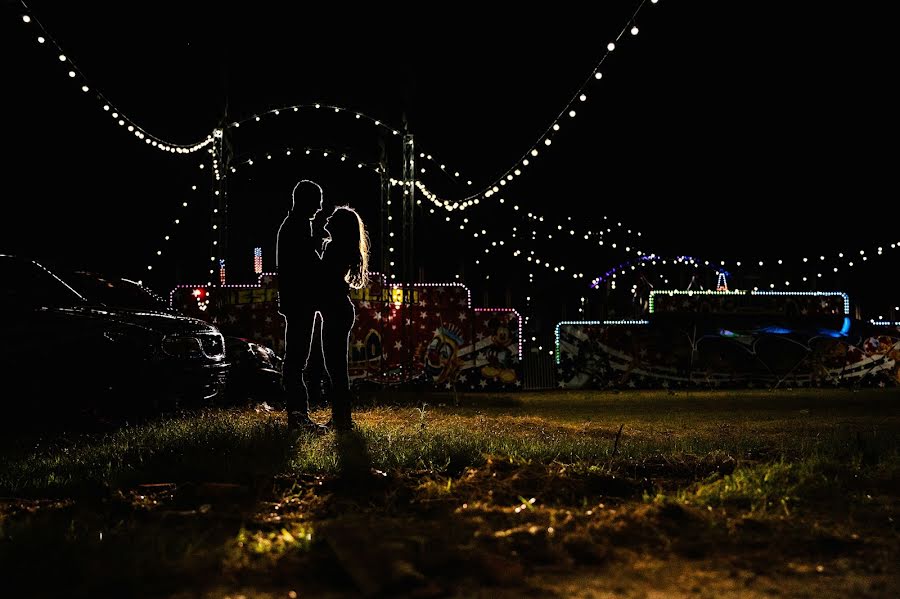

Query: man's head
<box><xmin>291</xmin><ymin>180</ymin><xmax>324</xmax><ymax>217</ymax></box>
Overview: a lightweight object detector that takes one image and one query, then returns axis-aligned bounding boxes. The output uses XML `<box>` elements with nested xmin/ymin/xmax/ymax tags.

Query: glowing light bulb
<box><xmin>37</xmin><ymin>36</ymin><xmax>45</xmax><ymax>43</ymax></box>
<box><xmin>569</xmin><ymin>110</ymin><xmax>576</xmax><ymax>117</ymax></box>
<box><xmin>68</xmin><ymin>71</ymin><xmax>75</xmax><ymax>78</ymax></box>
<box><xmin>631</xmin><ymin>26</ymin><xmax>639</xmax><ymax>35</ymax></box>
<box><xmin>531</xmin><ymin>149</ymin><xmax>539</xmax><ymax>156</ymax></box>
<box><xmin>579</xmin><ymin>94</ymin><xmax>587</xmax><ymax>101</ymax></box>
<box><xmin>607</xmin><ymin>43</ymin><xmax>615</xmax><ymax>51</ymax></box>
<box><xmin>595</xmin><ymin>72</ymin><xmax>602</xmax><ymax>80</ymax></box>
<box><xmin>22</xmin><ymin>15</ymin><xmax>31</xmax><ymax>23</ymax></box>
<box><xmin>81</xmin><ymin>85</ymin><xmax>88</xmax><ymax>92</ymax></box>
<box><xmin>58</xmin><ymin>54</ymin><xmax>66</xmax><ymax>61</ymax></box>
<box><xmin>544</xmin><ymin>139</ymin><xmax>552</xmax><ymax>146</ymax></box>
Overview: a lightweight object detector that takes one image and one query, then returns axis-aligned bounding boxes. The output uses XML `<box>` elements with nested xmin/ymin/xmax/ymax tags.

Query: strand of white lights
<box><xmin>472</xmin><ymin>216</ymin><xmax>648</xmax><ymax>277</ymax></box>
<box><xmin>690</xmin><ymin>242</ymin><xmax>899</xmax><ymax>290</ymax></box>
<box><xmin>227</xmin><ymin>102</ymin><xmax>402</xmax><ymax>137</ymax></box>
<box><xmin>415</xmin><ymin>148</ymin><xmax>472</xmax><ymax>187</ymax></box>
<box><xmin>18</xmin><ymin>4</ymin><xmax>216</xmax><ymax>154</ymax></box>
<box><xmin>417</xmin><ymin>0</ymin><xmax>658</xmax><ymax>211</ymax></box>
<box><xmin>757</xmin><ymin>244</ymin><xmax>900</xmax><ymax>287</ymax></box>
<box><xmin>521</xmin><ymin>211</ymin><xmax>645</xmax><ymax>249</ymax></box>
<box><xmin>590</xmin><ymin>255</ymin><xmax>732</xmax><ymax>288</ymax></box>
<box><xmin>406</xmin><ymin>179</ymin><xmax>646</xmax><ymax>254</ymax></box>
<box><xmin>228</xmin><ymin>146</ymin><xmax>382</xmax><ymax>176</ymax></box>
<box><xmin>208</xmin><ymin>145</ymin><xmax>222</xmax><ymax>286</ymax></box>
<box><xmin>422</xmin><ymin>203</ymin><xmax>649</xmax><ymax>285</ymax></box>
<box><xmin>465</xmin><ymin>226</ymin><xmax>596</xmax><ymax>281</ymax></box>
<box><xmin>145</xmin><ymin>163</ymin><xmax>209</xmax><ymax>273</ymax></box>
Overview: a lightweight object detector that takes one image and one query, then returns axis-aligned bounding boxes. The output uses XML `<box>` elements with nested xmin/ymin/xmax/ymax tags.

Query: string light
<box><xmin>385</xmin><ymin>0</ymin><xmax>660</xmax><ymax>210</ymax></box>
<box><xmin>590</xmin><ymin>255</ymin><xmax>728</xmax><ymax>287</ymax></box>
<box><xmin>145</xmin><ymin>165</ymin><xmax>208</xmax><ymax>272</ymax></box>
<box><xmin>474</xmin><ymin>308</ymin><xmax>523</xmax><ymax>358</ymax></box>
<box><xmin>19</xmin><ymin>4</ymin><xmax>215</xmax><ymax>154</ymax></box>
<box><xmin>227</xmin><ymin>101</ymin><xmax>401</xmax><ymax>139</ymax></box>
<box><xmin>229</xmin><ymin>145</ymin><xmax>381</xmax><ymax>176</ymax></box>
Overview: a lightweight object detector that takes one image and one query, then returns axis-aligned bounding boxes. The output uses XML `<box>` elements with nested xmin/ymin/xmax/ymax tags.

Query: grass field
<box><xmin>1</xmin><ymin>389</ymin><xmax>898</xmax><ymax>598</ymax></box>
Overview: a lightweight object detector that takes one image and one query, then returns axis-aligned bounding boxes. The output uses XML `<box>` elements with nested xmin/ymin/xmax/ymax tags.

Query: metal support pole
<box><xmin>402</xmin><ymin>133</ymin><xmax>415</xmax><ymax>377</ymax></box>
<box><xmin>211</xmin><ymin>127</ymin><xmax>230</xmax><ymax>287</ymax></box>
<box><xmin>402</xmin><ymin>133</ymin><xmax>415</xmax><ymax>292</ymax></box>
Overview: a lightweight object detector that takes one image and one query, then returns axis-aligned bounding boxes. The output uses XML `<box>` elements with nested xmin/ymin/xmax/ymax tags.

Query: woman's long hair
<box><xmin>324</xmin><ymin>206</ymin><xmax>369</xmax><ymax>289</ymax></box>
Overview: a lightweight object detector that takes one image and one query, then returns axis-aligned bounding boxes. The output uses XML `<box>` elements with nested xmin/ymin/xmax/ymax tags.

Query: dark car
<box><xmin>0</xmin><ymin>255</ymin><xmax>227</xmax><ymax>419</ymax></box>
<box><xmin>63</xmin><ymin>270</ymin><xmax>284</xmax><ymax>406</ymax></box>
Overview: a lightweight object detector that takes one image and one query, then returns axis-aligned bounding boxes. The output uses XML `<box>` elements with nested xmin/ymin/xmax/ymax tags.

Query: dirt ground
<box><xmin>1</xmin><ymin>389</ymin><xmax>898</xmax><ymax>598</ymax></box>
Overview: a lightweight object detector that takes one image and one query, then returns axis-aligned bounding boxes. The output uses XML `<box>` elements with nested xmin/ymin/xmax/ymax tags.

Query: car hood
<box><xmin>52</xmin><ymin>305</ymin><xmax>218</xmax><ymax>335</ymax></box>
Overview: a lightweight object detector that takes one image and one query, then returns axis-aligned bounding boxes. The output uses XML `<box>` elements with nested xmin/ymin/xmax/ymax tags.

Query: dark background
<box><xmin>2</xmin><ymin>1</ymin><xmax>897</xmax><ymax>331</ymax></box>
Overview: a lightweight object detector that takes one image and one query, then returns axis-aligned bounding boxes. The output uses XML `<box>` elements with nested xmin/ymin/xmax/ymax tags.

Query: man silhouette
<box><xmin>277</xmin><ymin>180</ymin><xmax>330</xmax><ymax>431</ymax></box>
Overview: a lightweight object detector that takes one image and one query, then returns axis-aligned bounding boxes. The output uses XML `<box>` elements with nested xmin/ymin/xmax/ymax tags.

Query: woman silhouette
<box><xmin>319</xmin><ymin>206</ymin><xmax>369</xmax><ymax>431</ymax></box>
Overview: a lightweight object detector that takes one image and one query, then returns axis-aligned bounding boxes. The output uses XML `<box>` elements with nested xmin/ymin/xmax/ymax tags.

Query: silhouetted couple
<box><xmin>277</xmin><ymin>180</ymin><xmax>369</xmax><ymax>432</ymax></box>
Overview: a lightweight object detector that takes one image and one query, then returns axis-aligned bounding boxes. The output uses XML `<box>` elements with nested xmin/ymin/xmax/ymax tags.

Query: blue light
<box><xmin>759</xmin><ymin>326</ymin><xmax>793</xmax><ymax>335</ymax></box>
<box><xmin>816</xmin><ymin>319</ymin><xmax>851</xmax><ymax>338</ymax></box>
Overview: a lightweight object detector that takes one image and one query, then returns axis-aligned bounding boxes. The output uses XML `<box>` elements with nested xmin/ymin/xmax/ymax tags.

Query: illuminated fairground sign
<box><xmin>170</xmin><ymin>273</ymin><xmax>521</xmax><ymax>391</ymax></box>
<box><xmin>648</xmin><ymin>289</ymin><xmax>850</xmax><ymax>316</ymax></box>
<box><xmin>555</xmin><ymin>288</ymin><xmax>899</xmax><ymax>390</ymax></box>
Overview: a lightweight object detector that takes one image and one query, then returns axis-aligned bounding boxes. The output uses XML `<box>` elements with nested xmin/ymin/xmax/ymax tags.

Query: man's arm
<box><xmin>310</xmin><ymin>205</ymin><xmax>331</xmax><ymax>254</ymax></box>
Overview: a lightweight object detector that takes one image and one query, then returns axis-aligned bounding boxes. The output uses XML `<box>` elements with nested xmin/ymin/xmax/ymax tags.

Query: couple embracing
<box><xmin>276</xmin><ymin>180</ymin><xmax>368</xmax><ymax>432</ymax></box>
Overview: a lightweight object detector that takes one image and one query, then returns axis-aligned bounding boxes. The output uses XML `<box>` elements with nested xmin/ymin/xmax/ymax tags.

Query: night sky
<box><xmin>2</xmin><ymin>1</ymin><xmax>897</xmax><ymax>324</ymax></box>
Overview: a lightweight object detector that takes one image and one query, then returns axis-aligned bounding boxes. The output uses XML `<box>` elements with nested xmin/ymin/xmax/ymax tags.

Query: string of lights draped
<box><xmin>18</xmin><ymin>3</ymin><xmax>216</xmax><ymax>154</ymax></box>
<box><xmin>413</xmin><ymin>179</ymin><xmax>646</xmax><ymax>247</ymax></box>
<box><xmin>452</xmin><ymin>203</ymin><xmax>898</xmax><ymax>292</ymax></box>
<box><xmin>18</xmin><ymin>0</ymin><xmax>655</xmax><ymax>272</ymax></box>
<box><xmin>142</xmin><ymin>143</ymin><xmax>900</xmax><ymax>291</ymax></box>
<box><xmin>227</xmin><ymin>102</ymin><xmax>402</xmax><ymax>137</ymax></box>
<box><xmin>591</xmin><ymin>255</ymin><xmax>731</xmax><ymax>286</ymax></box>
<box><xmin>408</xmin><ymin>179</ymin><xmax>648</xmax><ymax>263</ymax></box>
<box><xmin>24</xmin><ymin>1</ymin><xmax>890</xmax><ymax>291</ymax></box>
<box><xmin>207</xmin><ymin>1</ymin><xmax>662</xmax><ymax>214</ymax></box>
<box><xmin>228</xmin><ymin>146</ymin><xmax>382</xmax><ymax>175</ymax></box>
<box><xmin>680</xmin><ymin>244</ymin><xmax>900</xmax><ymax>290</ymax></box>
<box><xmin>408</xmin><ymin>0</ymin><xmax>659</xmax><ymax>212</ymax></box>
<box><xmin>147</xmin><ymin>169</ymin><xmax>208</xmax><ymax>270</ymax></box>
<box><xmin>195</xmin><ymin>146</ymin><xmax>633</xmax><ymax>289</ymax></box>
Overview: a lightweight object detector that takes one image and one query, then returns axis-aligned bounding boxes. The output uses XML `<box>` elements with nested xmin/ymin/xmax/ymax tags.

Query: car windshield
<box><xmin>0</xmin><ymin>256</ymin><xmax>87</xmax><ymax>308</ymax></box>
<box><xmin>65</xmin><ymin>271</ymin><xmax>171</xmax><ymax>311</ymax></box>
